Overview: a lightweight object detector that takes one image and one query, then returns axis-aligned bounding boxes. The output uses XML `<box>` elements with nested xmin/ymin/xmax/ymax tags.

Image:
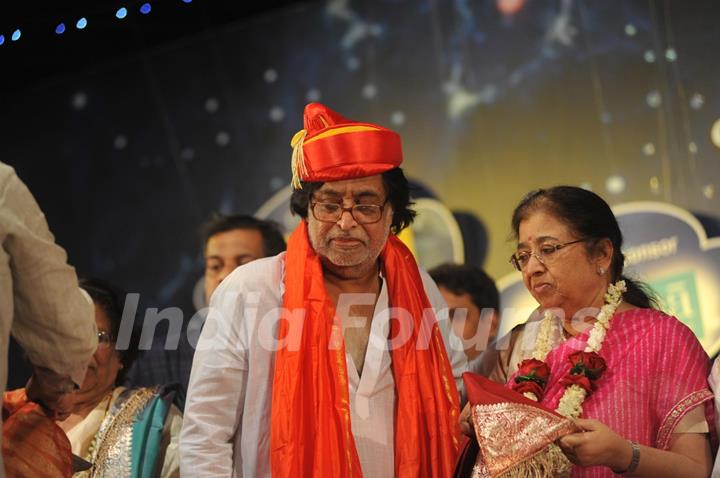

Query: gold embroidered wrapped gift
<box><xmin>459</xmin><ymin>373</ymin><xmax>581</xmax><ymax>478</ymax></box>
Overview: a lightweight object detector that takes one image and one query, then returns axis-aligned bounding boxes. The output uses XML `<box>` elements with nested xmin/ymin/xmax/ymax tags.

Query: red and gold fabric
<box><xmin>456</xmin><ymin>374</ymin><xmax>580</xmax><ymax>478</ymax></box>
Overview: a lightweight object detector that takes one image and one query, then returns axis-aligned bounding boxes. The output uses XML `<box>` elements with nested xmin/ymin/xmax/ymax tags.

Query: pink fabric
<box><xmin>509</xmin><ymin>308</ymin><xmax>715</xmax><ymax>478</ymax></box>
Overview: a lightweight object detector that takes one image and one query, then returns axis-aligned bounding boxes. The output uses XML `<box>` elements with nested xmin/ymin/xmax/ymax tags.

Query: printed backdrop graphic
<box><xmin>0</xmin><ymin>0</ymin><xmax>718</xmax><ymax>325</ymax></box>
<box><xmin>498</xmin><ymin>202</ymin><xmax>720</xmax><ymax>356</ymax></box>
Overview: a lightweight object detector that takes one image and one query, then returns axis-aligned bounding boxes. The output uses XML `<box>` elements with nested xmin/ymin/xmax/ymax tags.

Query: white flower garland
<box><xmin>527</xmin><ymin>280</ymin><xmax>626</xmax><ymax>419</ymax></box>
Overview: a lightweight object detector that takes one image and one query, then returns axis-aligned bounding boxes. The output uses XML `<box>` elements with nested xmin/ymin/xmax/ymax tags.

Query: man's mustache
<box><xmin>327</xmin><ymin>233</ymin><xmax>366</xmax><ymax>243</ymax></box>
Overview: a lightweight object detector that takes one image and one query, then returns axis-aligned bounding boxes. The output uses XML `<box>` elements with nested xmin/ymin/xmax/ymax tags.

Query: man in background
<box><xmin>429</xmin><ymin>263</ymin><xmax>500</xmax><ymax>363</ymax></box>
<box><xmin>200</xmin><ymin>214</ymin><xmax>287</xmax><ymax>305</ymax></box>
<box><xmin>126</xmin><ymin>214</ymin><xmax>285</xmax><ymax>409</ymax></box>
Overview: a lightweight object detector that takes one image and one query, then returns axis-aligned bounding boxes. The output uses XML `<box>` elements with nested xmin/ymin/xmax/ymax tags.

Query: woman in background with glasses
<box><xmin>56</xmin><ymin>278</ymin><xmax>181</xmax><ymax>478</ymax></box>
<box><xmin>463</xmin><ymin>186</ymin><xmax>714</xmax><ymax>477</ymax></box>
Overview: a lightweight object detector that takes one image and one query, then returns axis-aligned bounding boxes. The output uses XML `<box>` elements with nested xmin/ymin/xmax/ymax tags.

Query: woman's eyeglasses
<box><xmin>509</xmin><ymin>239</ymin><xmax>587</xmax><ymax>271</ymax></box>
<box><xmin>97</xmin><ymin>330</ymin><xmax>114</xmax><ymax>347</ymax></box>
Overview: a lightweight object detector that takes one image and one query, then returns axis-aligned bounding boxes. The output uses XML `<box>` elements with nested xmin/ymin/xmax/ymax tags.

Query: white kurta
<box><xmin>180</xmin><ymin>252</ymin><xmax>467</xmax><ymax>478</ymax></box>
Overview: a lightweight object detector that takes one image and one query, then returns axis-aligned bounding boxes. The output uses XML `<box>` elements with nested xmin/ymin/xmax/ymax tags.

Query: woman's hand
<box><xmin>556</xmin><ymin>418</ymin><xmax>633</xmax><ymax>471</ymax></box>
<box><xmin>459</xmin><ymin>402</ymin><xmax>474</xmax><ymax>437</ymax></box>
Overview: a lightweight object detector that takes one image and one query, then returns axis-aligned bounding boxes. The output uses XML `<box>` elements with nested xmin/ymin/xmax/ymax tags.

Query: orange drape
<box><xmin>270</xmin><ymin>220</ymin><xmax>460</xmax><ymax>477</ymax></box>
<box><xmin>2</xmin><ymin>389</ymin><xmax>73</xmax><ymax>478</ymax></box>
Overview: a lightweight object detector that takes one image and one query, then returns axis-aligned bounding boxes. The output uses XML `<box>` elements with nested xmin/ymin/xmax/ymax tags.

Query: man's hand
<box><xmin>556</xmin><ymin>418</ymin><xmax>633</xmax><ymax>470</ymax></box>
<box><xmin>25</xmin><ymin>366</ymin><xmax>76</xmax><ymax>419</ymax></box>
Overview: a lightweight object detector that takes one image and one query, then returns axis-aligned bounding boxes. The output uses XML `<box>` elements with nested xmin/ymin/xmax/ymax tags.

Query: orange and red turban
<box><xmin>290</xmin><ymin>103</ymin><xmax>403</xmax><ymax>188</ymax></box>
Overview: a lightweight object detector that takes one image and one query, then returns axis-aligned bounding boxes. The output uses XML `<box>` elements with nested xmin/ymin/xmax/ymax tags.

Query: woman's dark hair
<box><xmin>511</xmin><ymin>186</ymin><xmax>657</xmax><ymax>309</ymax></box>
<box><xmin>289</xmin><ymin>167</ymin><xmax>416</xmax><ymax>234</ymax></box>
<box><xmin>79</xmin><ymin>277</ymin><xmax>140</xmax><ymax>385</ymax></box>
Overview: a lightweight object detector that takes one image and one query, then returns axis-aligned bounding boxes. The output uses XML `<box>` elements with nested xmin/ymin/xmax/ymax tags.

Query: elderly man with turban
<box><xmin>180</xmin><ymin>103</ymin><xmax>466</xmax><ymax>477</ymax></box>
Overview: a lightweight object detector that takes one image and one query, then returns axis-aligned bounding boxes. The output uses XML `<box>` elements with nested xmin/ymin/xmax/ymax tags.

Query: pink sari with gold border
<box><xmin>510</xmin><ymin>309</ymin><xmax>714</xmax><ymax>477</ymax></box>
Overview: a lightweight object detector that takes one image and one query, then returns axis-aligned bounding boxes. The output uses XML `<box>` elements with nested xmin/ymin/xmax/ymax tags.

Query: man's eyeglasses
<box><xmin>509</xmin><ymin>239</ymin><xmax>587</xmax><ymax>271</ymax></box>
<box><xmin>310</xmin><ymin>200</ymin><xmax>388</xmax><ymax>225</ymax></box>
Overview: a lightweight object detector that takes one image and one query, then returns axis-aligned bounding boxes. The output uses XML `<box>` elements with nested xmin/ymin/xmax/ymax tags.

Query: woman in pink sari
<box><xmin>464</xmin><ymin>186</ymin><xmax>715</xmax><ymax>477</ymax></box>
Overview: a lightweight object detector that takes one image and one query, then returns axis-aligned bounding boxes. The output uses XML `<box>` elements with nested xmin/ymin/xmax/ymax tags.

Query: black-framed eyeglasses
<box><xmin>509</xmin><ymin>239</ymin><xmax>587</xmax><ymax>271</ymax></box>
<box><xmin>310</xmin><ymin>200</ymin><xmax>388</xmax><ymax>225</ymax></box>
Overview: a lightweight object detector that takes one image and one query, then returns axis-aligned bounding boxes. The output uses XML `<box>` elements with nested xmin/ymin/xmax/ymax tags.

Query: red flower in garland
<box><xmin>559</xmin><ymin>351</ymin><xmax>607</xmax><ymax>394</ymax></box>
<box><xmin>512</xmin><ymin>359</ymin><xmax>551</xmax><ymax>400</ymax></box>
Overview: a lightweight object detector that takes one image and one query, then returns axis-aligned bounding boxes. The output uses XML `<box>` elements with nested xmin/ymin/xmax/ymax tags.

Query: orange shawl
<box><xmin>271</xmin><ymin>220</ymin><xmax>460</xmax><ymax>477</ymax></box>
